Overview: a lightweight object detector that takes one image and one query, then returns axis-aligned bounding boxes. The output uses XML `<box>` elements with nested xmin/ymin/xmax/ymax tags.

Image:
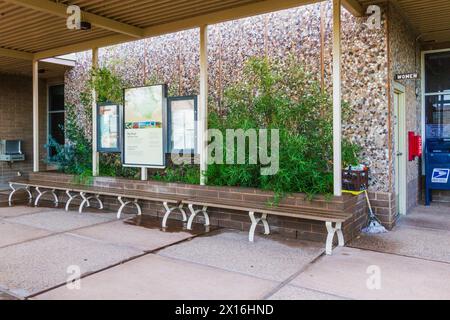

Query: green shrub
<box><xmin>46</xmin><ymin>104</ymin><xmax>93</xmax><ymax>184</ymax></box>
<box><xmin>205</xmin><ymin>56</ymin><xmax>360</xmax><ymax>198</ymax></box>
<box><xmin>153</xmin><ymin>164</ymin><xmax>200</xmax><ymax>185</ymax></box>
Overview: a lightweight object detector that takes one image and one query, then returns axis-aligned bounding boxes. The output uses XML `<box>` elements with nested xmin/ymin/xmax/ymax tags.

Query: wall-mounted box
<box><xmin>0</xmin><ymin>140</ymin><xmax>25</xmax><ymax>162</ymax></box>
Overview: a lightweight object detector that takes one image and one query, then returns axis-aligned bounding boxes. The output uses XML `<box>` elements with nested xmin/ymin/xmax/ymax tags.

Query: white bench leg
<box><xmin>93</xmin><ymin>194</ymin><xmax>104</xmax><ymax>210</ymax></box>
<box><xmin>325</xmin><ymin>221</ymin><xmax>344</xmax><ymax>255</ymax></box>
<box><xmin>35</xmin><ymin>187</ymin><xmax>58</xmax><ymax>207</ymax></box>
<box><xmin>79</xmin><ymin>192</ymin><xmax>89</xmax><ymax>213</ymax></box>
<box><xmin>117</xmin><ymin>197</ymin><xmax>142</xmax><ymax>219</ymax></box>
<box><xmin>65</xmin><ymin>190</ymin><xmax>82</xmax><ymax>211</ymax></box>
<box><xmin>248</xmin><ymin>212</ymin><xmax>270</xmax><ymax>242</ymax></box>
<box><xmin>162</xmin><ymin>202</ymin><xmax>187</xmax><ymax>228</ymax></box>
<box><xmin>8</xmin><ymin>183</ymin><xmax>32</xmax><ymax>206</ymax></box>
<box><xmin>79</xmin><ymin>193</ymin><xmax>103</xmax><ymax>213</ymax></box>
<box><xmin>186</xmin><ymin>204</ymin><xmax>210</xmax><ymax>230</ymax></box>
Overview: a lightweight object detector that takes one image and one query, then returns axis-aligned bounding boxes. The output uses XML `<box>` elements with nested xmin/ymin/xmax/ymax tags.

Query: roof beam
<box><xmin>0</xmin><ymin>47</ymin><xmax>34</xmax><ymax>60</ymax></box>
<box><xmin>34</xmin><ymin>0</ymin><xmax>323</xmax><ymax>59</ymax></box>
<box><xmin>3</xmin><ymin>0</ymin><xmax>144</xmax><ymax>38</ymax></box>
<box><xmin>40</xmin><ymin>57</ymin><xmax>76</xmax><ymax>67</ymax></box>
<box><xmin>34</xmin><ymin>34</ymin><xmax>130</xmax><ymax>60</ymax></box>
<box><xmin>342</xmin><ymin>0</ymin><xmax>364</xmax><ymax>17</ymax></box>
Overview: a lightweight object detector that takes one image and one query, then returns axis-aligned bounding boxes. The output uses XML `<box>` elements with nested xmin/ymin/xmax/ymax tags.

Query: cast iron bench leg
<box><xmin>325</xmin><ymin>221</ymin><xmax>344</xmax><ymax>255</ymax></box>
<box><xmin>248</xmin><ymin>212</ymin><xmax>270</xmax><ymax>242</ymax></box>
<box><xmin>35</xmin><ymin>187</ymin><xmax>59</xmax><ymax>207</ymax></box>
<box><xmin>162</xmin><ymin>202</ymin><xmax>187</xmax><ymax>228</ymax></box>
<box><xmin>8</xmin><ymin>183</ymin><xmax>33</xmax><ymax>206</ymax></box>
<box><xmin>186</xmin><ymin>204</ymin><xmax>210</xmax><ymax>230</ymax></box>
<box><xmin>117</xmin><ymin>197</ymin><xmax>142</xmax><ymax>219</ymax></box>
<box><xmin>79</xmin><ymin>192</ymin><xmax>103</xmax><ymax>213</ymax></box>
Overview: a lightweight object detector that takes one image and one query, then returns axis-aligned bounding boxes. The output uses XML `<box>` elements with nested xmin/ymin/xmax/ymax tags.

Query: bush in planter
<box><xmin>205</xmin><ymin>57</ymin><xmax>360</xmax><ymax>199</ymax></box>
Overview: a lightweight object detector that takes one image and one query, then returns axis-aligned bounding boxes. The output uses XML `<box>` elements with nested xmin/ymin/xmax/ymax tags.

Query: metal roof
<box><xmin>359</xmin><ymin>0</ymin><xmax>450</xmax><ymax>44</ymax></box>
<box><xmin>0</xmin><ymin>0</ymin><xmax>448</xmax><ymax>76</ymax></box>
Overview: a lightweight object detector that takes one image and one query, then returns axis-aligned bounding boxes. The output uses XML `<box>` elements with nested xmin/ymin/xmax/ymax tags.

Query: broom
<box><xmin>362</xmin><ymin>189</ymin><xmax>387</xmax><ymax>234</ymax></box>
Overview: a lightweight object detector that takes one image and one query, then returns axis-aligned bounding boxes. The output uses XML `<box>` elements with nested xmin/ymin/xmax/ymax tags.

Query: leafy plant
<box><xmin>89</xmin><ymin>67</ymin><xmax>125</xmax><ymax>104</ymax></box>
<box><xmin>153</xmin><ymin>164</ymin><xmax>200</xmax><ymax>185</ymax></box>
<box><xmin>46</xmin><ymin>104</ymin><xmax>93</xmax><ymax>185</ymax></box>
<box><xmin>205</xmin><ymin>56</ymin><xmax>361</xmax><ymax>198</ymax></box>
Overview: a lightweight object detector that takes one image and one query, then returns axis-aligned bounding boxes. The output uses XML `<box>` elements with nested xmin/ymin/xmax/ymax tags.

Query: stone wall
<box><xmin>0</xmin><ymin>74</ymin><xmax>48</xmax><ymax>188</ymax></box>
<box><xmin>388</xmin><ymin>2</ymin><xmax>422</xmax><ymax>214</ymax></box>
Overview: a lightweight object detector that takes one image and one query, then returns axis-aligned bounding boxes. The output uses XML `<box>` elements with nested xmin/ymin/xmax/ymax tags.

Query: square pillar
<box><xmin>199</xmin><ymin>25</ymin><xmax>208</xmax><ymax>185</ymax></box>
<box><xmin>92</xmin><ymin>48</ymin><xmax>99</xmax><ymax>176</ymax></box>
<box><xmin>32</xmin><ymin>59</ymin><xmax>39</xmax><ymax>172</ymax></box>
<box><xmin>333</xmin><ymin>0</ymin><xmax>342</xmax><ymax>196</ymax></box>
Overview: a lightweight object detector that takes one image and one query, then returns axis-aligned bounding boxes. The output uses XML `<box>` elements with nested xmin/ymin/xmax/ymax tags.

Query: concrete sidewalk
<box><xmin>0</xmin><ymin>204</ymin><xmax>449</xmax><ymax>300</ymax></box>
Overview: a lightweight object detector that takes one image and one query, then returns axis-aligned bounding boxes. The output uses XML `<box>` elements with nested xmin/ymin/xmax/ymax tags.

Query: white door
<box><xmin>394</xmin><ymin>83</ymin><xmax>407</xmax><ymax>215</ymax></box>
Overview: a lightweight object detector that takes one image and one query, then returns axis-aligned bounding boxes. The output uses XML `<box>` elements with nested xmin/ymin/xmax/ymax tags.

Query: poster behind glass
<box><xmin>97</xmin><ymin>103</ymin><xmax>121</xmax><ymax>153</ymax></box>
<box><xmin>168</xmin><ymin>96</ymin><xmax>197</xmax><ymax>154</ymax></box>
<box><xmin>123</xmin><ymin>85</ymin><xmax>167</xmax><ymax>168</ymax></box>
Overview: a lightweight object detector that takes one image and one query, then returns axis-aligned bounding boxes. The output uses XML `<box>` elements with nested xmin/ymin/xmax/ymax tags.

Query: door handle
<box><xmin>397</xmin><ymin>152</ymin><xmax>403</xmax><ymax>156</ymax></box>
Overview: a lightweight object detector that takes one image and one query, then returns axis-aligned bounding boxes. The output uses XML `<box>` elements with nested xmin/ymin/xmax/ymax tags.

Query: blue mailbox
<box><xmin>425</xmin><ymin>138</ymin><xmax>450</xmax><ymax>205</ymax></box>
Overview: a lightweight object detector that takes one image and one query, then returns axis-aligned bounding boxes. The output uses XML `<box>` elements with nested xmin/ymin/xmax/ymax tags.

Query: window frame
<box><xmin>47</xmin><ymin>83</ymin><xmax>66</xmax><ymax>161</ymax></box>
<box><xmin>167</xmin><ymin>95</ymin><xmax>198</xmax><ymax>155</ymax></box>
<box><xmin>421</xmin><ymin>48</ymin><xmax>450</xmax><ymax>174</ymax></box>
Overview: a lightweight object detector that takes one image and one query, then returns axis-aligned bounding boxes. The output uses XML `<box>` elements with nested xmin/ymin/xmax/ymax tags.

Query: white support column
<box><xmin>141</xmin><ymin>167</ymin><xmax>148</xmax><ymax>181</ymax></box>
<box><xmin>332</xmin><ymin>0</ymin><xmax>342</xmax><ymax>196</ymax></box>
<box><xmin>199</xmin><ymin>25</ymin><xmax>209</xmax><ymax>185</ymax></box>
<box><xmin>92</xmin><ymin>48</ymin><xmax>99</xmax><ymax>176</ymax></box>
<box><xmin>32</xmin><ymin>59</ymin><xmax>39</xmax><ymax>172</ymax></box>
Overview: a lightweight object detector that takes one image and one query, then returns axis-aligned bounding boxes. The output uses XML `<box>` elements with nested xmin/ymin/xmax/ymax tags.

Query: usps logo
<box><xmin>432</xmin><ymin>169</ymin><xmax>450</xmax><ymax>184</ymax></box>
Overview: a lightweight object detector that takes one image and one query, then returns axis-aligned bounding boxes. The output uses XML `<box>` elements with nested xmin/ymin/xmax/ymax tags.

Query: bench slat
<box><xmin>10</xmin><ymin>179</ymin><xmax>184</xmax><ymax>203</ymax></box>
<box><xmin>184</xmin><ymin>196</ymin><xmax>352</xmax><ymax>223</ymax></box>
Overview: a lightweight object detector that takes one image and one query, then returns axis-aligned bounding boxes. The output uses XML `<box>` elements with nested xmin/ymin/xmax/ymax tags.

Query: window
<box><xmin>425</xmin><ymin>51</ymin><xmax>450</xmax><ymax>139</ymax></box>
<box><xmin>48</xmin><ymin>84</ymin><xmax>65</xmax><ymax>158</ymax></box>
<box><xmin>167</xmin><ymin>96</ymin><xmax>198</xmax><ymax>154</ymax></box>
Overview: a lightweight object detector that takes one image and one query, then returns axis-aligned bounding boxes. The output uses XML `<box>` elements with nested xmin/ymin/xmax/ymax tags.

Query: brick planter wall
<box><xmin>27</xmin><ymin>172</ymin><xmax>368</xmax><ymax>244</ymax></box>
<box><xmin>367</xmin><ymin>191</ymin><xmax>397</xmax><ymax>230</ymax></box>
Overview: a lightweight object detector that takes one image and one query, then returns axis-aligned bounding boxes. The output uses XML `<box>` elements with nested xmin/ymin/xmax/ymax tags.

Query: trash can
<box><xmin>342</xmin><ymin>165</ymin><xmax>369</xmax><ymax>191</ymax></box>
<box><xmin>425</xmin><ymin>138</ymin><xmax>450</xmax><ymax>205</ymax></box>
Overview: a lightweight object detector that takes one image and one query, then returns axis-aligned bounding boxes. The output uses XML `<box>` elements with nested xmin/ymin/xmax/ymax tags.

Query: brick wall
<box><xmin>29</xmin><ymin>172</ymin><xmax>367</xmax><ymax>244</ymax></box>
<box><xmin>0</xmin><ymin>74</ymin><xmax>48</xmax><ymax>188</ymax></box>
<box><xmin>367</xmin><ymin>191</ymin><xmax>397</xmax><ymax>229</ymax></box>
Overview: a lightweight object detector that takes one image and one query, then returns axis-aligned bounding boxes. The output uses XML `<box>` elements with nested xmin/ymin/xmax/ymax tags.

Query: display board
<box><xmin>167</xmin><ymin>96</ymin><xmax>198</xmax><ymax>154</ymax></box>
<box><xmin>97</xmin><ymin>103</ymin><xmax>121</xmax><ymax>153</ymax></box>
<box><xmin>123</xmin><ymin>85</ymin><xmax>167</xmax><ymax>168</ymax></box>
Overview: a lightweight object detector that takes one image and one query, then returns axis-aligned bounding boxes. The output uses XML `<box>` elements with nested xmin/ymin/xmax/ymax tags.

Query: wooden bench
<box><xmin>8</xmin><ymin>179</ymin><xmax>187</xmax><ymax>226</ymax></box>
<box><xmin>9</xmin><ymin>179</ymin><xmax>351</xmax><ymax>254</ymax></box>
<box><xmin>182</xmin><ymin>196</ymin><xmax>352</xmax><ymax>255</ymax></box>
